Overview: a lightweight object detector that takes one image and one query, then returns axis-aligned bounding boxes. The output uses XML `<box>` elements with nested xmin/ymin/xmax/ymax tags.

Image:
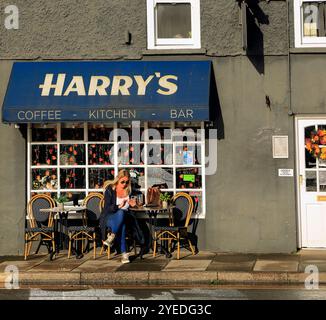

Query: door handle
<box><xmin>299</xmin><ymin>175</ymin><xmax>304</xmax><ymax>185</ymax></box>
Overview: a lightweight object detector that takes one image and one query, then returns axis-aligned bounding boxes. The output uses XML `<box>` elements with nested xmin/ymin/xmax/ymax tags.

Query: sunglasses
<box><xmin>120</xmin><ymin>180</ymin><xmax>129</xmax><ymax>185</ymax></box>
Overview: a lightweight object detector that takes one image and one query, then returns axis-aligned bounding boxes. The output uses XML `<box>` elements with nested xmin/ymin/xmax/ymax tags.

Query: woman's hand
<box><xmin>128</xmin><ymin>198</ymin><xmax>137</xmax><ymax>207</ymax></box>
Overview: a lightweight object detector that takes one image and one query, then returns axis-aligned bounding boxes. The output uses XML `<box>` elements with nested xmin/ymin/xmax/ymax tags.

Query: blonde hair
<box><xmin>104</xmin><ymin>169</ymin><xmax>131</xmax><ymax>193</ymax></box>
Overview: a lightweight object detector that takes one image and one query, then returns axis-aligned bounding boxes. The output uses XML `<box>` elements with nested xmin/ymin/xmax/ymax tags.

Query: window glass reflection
<box><xmin>306</xmin><ymin>171</ymin><xmax>317</xmax><ymax>192</ymax></box>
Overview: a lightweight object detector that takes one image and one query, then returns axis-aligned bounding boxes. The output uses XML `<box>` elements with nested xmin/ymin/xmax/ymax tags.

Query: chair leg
<box><xmin>51</xmin><ymin>233</ymin><xmax>56</xmax><ymax>258</ymax></box>
<box><xmin>107</xmin><ymin>244</ymin><xmax>111</xmax><ymax>260</ymax></box>
<box><xmin>177</xmin><ymin>232</ymin><xmax>180</xmax><ymax>260</ymax></box>
<box><xmin>187</xmin><ymin>239</ymin><xmax>195</xmax><ymax>255</ymax></box>
<box><xmin>24</xmin><ymin>233</ymin><xmax>29</xmax><ymax>261</ymax></box>
<box><xmin>100</xmin><ymin>242</ymin><xmax>104</xmax><ymax>255</ymax></box>
<box><xmin>34</xmin><ymin>236</ymin><xmax>42</xmax><ymax>255</ymax></box>
<box><xmin>153</xmin><ymin>232</ymin><xmax>157</xmax><ymax>258</ymax></box>
<box><xmin>68</xmin><ymin>233</ymin><xmax>72</xmax><ymax>259</ymax></box>
<box><xmin>27</xmin><ymin>239</ymin><xmax>33</xmax><ymax>256</ymax></box>
<box><xmin>93</xmin><ymin>233</ymin><xmax>96</xmax><ymax>260</ymax></box>
<box><xmin>168</xmin><ymin>239</ymin><xmax>172</xmax><ymax>253</ymax></box>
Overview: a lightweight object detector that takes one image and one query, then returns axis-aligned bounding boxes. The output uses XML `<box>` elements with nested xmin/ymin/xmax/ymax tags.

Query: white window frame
<box><xmin>147</xmin><ymin>0</ymin><xmax>201</xmax><ymax>50</ymax></box>
<box><xmin>294</xmin><ymin>0</ymin><xmax>326</xmax><ymax>48</ymax></box>
<box><xmin>27</xmin><ymin>122</ymin><xmax>206</xmax><ymax>218</ymax></box>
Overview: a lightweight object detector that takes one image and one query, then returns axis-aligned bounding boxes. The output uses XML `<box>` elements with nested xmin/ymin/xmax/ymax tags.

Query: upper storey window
<box><xmin>295</xmin><ymin>0</ymin><xmax>326</xmax><ymax>47</ymax></box>
<box><xmin>147</xmin><ymin>0</ymin><xmax>201</xmax><ymax>49</ymax></box>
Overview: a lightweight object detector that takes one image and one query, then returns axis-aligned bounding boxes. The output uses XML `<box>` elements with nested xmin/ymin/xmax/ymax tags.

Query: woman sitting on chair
<box><xmin>99</xmin><ymin>169</ymin><xmax>137</xmax><ymax>264</ymax></box>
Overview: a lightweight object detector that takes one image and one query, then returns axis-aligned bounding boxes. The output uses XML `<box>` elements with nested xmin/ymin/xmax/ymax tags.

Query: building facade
<box><xmin>1</xmin><ymin>0</ymin><xmax>323</xmax><ymax>255</ymax></box>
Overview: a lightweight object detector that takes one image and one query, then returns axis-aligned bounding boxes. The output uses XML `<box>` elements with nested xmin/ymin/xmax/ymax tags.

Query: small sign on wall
<box><xmin>272</xmin><ymin>135</ymin><xmax>289</xmax><ymax>158</ymax></box>
<box><xmin>278</xmin><ymin>169</ymin><xmax>294</xmax><ymax>177</ymax></box>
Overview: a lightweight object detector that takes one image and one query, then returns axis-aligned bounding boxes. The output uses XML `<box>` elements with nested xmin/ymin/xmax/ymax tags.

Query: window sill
<box><xmin>143</xmin><ymin>49</ymin><xmax>207</xmax><ymax>56</ymax></box>
<box><xmin>290</xmin><ymin>47</ymin><xmax>326</xmax><ymax>54</ymax></box>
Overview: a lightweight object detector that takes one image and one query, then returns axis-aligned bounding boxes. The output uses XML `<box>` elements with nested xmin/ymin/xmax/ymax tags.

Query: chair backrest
<box><xmin>172</xmin><ymin>192</ymin><xmax>194</xmax><ymax>227</ymax></box>
<box><xmin>28</xmin><ymin>194</ymin><xmax>55</xmax><ymax>227</ymax></box>
<box><xmin>83</xmin><ymin>193</ymin><xmax>104</xmax><ymax>221</ymax></box>
<box><xmin>99</xmin><ymin>198</ymin><xmax>105</xmax><ymax>211</ymax></box>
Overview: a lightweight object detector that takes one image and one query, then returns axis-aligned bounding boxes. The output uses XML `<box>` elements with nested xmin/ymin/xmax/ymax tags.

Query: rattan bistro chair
<box><xmin>67</xmin><ymin>193</ymin><xmax>104</xmax><ymax>259</ymax></box>
<box><xmin>152</xmin><ymin>192</ymin><xmax>196</xmax><ymax>260</ymax></box>
<box><xmin>24</xmin><ymin>194</ymin><xmax>56</xmax><ymax>261</ymax></box>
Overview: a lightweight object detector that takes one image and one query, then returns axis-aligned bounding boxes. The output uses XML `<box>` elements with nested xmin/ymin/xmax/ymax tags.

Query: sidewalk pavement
<box><xmin>0</xmin><ymin>249</ymin><xmax>325</xmax><ymax>286</ymax></box>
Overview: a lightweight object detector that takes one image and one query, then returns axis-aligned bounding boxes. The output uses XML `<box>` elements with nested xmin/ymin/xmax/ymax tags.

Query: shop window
<box><xmin>61</xmin><ymin>123</ymin><xmax>84</xmax><ymax>140</ymax></box>
<box><xmin>89</xmin><ymin>168</ymin><xmax>115</xmax><ymax>189</ymax></box>
<box><xmin>60</xmin><ymin>144</ymin><xmax>85</xmax><ymax>166</ymax></box>
<box><xmin>148</xmin><ymin>122</ymin><xmax>172</xmax><ymax>141</ymax></box>
<box><xmin>294</xmin><ymin>0</ymin><xmax>326</xmax><ymax>47</ymax></box>
<box><xmin>60</xmin><ymin>168</ymin><xmax>86</xmax><ymax>189</ymax></box>
<box><xmin>32</xmin><ymin>145</ymin><xmax>57</xmax><ymax>166</ymax></box>
<box><xmin>117</xmin><ymin>143</ymin><xmax>145</xmax><ymax>165</ymax></box>
<box><xmin>175</xmin><ymin>144</ymin><xmax>201</xmax><ymax>165</ymax></box>
<box><xmin>186</xmin><ymin>190</ymin><xmax>202</xmax><ymax>214</ymax></box>
<box><xmin>147</xmin><ymin>143</ymin><xmax>173</xmax><ymax>165</ymax></box>
<box><xmin>32</xmin><ymin>124</ymin><xmax>57</xmax><ymax>142</ymax></box>
<box><xmin>61</xmin><ymin>192</ymin><xmax>86</xmax><ymax>206</ymax></box>
<box><xmin>117</xmin><ymin>122</ymin><xmax>145</xmax><ymax>142</ymax></box>
<box><xmin>147</xmin><ymin>0</ymin><xmax>201</xmax><ymax>49</ymax></box>
<box><xmin>28</xmin><ymin>122</ymin><xmax>206</xmax><ymax>217</ymax></box>
<box><xmin>31</xmin><ymin>169</ymin><xmax>57</xmax><ymax>191</ymax></box>
<box><xmin>121</xmin><ymin>167</ymin><xmax>146</xmax><ymax>189</ymax></box>
<box><xmin>176</xmin><ymin>167</ymin><xmax>202</xmax><ymax>189</ymax></box>
<box><xmin>88</xmin><ymin>144</ymin><xmax>114</xmax><ymax>165</ymax></box>
<box><xmin>88</xmin><ymin>124</ymin><xmax>114</xmax><ymax>142</ymax></box>
<box><xmin>148</xmin><ymin>167</ymin><xmax>173</xmax><ymax>189</ymax></box>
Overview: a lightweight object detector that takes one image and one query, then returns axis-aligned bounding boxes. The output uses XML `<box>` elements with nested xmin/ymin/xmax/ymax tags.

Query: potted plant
<box><xmin>160</xmin><ymin>192</ymin><xmax>171</xmax><ymax>209</ymax></box>
<box><xmin>54</xmin><ymin>194</ymin><xmax>68</xmax><ymax>211</ymax></box>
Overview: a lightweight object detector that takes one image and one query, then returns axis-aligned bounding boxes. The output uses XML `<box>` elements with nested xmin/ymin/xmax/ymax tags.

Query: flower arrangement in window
<box><xmin>305</xmin><ymin>129</ymin><xmax>326</xmax><ymax>159</ymax></box>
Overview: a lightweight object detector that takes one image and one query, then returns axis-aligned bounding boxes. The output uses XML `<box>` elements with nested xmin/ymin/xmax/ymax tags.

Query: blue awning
<box><xmin>2</xmin><ymin>61</ymin><xmax>212</xmax><ymax>123</ymax></box>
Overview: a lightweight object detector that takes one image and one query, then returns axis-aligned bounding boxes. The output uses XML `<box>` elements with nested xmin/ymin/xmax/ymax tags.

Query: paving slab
<box><xmin>163</xmin><ymin>259</ymin><xmax>211</xmax><ymax>272</ymax></box>
<box><xmin>298</xmin><ymin>250</ymin><xmax>326</xmax><ymax>261</ymax></box>
<box><xmin>117</xmin><ymin>258</ymin><xmax>169</xmax><ymax>272</ymax></box>
<box><xmin>170</xmin><ymin>251</ymin><xmax>216</xmax><ymax>260</ymax></box>
<box><xmin>72</xmin><ymin>259</ymin><xmax>122</xmax><ymax>272</ymax></box>
<box><xmin>138</xmin><ymin>253</ymin><xmax>168</xmax><ymax>261</ymax></box>
<box><xmin>299</xmin><ymin>260</ymin><xmax>326</xmax><ymax>272</ymax></box>
<box><xmin>0</xmin><ymin>258</ymin><xmax>46</xmax><ymax>272</ymax></box>
<box><xmin>207</xmin><ymin>260</ymin><xmax>255</xmax><ymax>272</ymax></box>
<box><xmin>213</xmin><ymin>253</ymin><xmax>257</xmax><ymax>263</ymax></box>
<box><xmin>0</xmin><ymin>255</ymin><xmax>47</xmax><ymax>262</ymax></box>
<box><xmin>254</xmin><ymin>260</ymin><xmax>299</xmax><ymax>272</ymax></box>
<box><xmin>29</xmin><ymin>255</ymin><xmax>86</xmax><ymax>272</ymax></box>
<box><xmin>256</xmin><ymin>254</ymin><xmax>299</xmax><ymax>261</ymax></box>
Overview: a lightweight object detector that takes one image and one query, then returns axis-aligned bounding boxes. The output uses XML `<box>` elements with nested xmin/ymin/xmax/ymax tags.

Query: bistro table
<box><xmin>129</xmin><ymin>205</ymin><xmax>175</xmax><ymax>258</ymax></box>
<box><xmin>40</xmin><ymin>206</ymin><xmax>87</xmax><ymax>256</ymax></box>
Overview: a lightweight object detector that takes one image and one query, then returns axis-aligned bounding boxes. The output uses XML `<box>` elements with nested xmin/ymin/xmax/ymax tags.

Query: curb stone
<box><xmin>0</xmin><ymin>271</ymin><xmax>324</xmax><ymax>286</ymax></box>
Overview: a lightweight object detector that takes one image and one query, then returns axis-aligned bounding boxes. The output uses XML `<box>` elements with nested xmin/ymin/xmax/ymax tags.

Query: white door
<box><xmin>298</xmin><ymin>119</ymin><xmax>326</xmax><ymax>247</ymax></box>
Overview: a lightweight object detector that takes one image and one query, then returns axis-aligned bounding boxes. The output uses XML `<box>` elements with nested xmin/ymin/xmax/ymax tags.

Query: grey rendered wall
<box><xmin>291</xmin><ymin>54</ymin><xmax>326</xmax><ymax>113</ymax></box>
<box><xmin>0</xmin><ymin>0</ymin><xmax>298</xmax><ymax>254</ymax></box>
<box><xmin>198</xmin><ymin>55</ymin><xmax>297</xmax><ymax>253</ymax></box>
<box><xmin>0</xmin><ymin>61</ymin><xmax>26</xmax><ymax>255</ymax></box>
<box><xmin>0</xmin><ymin>0</ymin><xmax>288</xmax><ymax>58</ymax></box>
